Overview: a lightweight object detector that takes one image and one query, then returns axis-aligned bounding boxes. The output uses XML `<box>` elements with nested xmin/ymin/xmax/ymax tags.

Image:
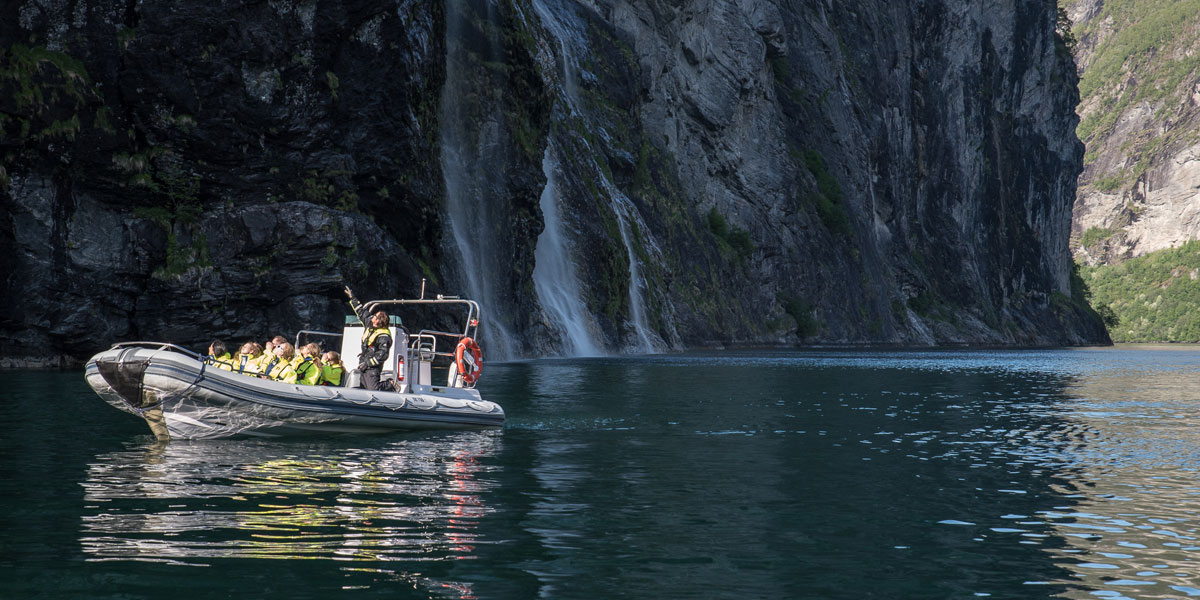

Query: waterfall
<box><xmin>533</xmin><ymin>146</ymin><xmax>604</xmax><ymax>356</ymax></box>
<box><xmin>532</xmin><ymin>0</ymin><xmax>583</xmax><ymax>102</ymax></box>
<box><xmin>600</xmin><ymin>177</ymin><xmax>662</xmax><ymax>353</ymax></box>
<box><xmin>440</xmin><ymin>0</ymin><xmax>517</xmax><ymax>358</ymax></box>
<box><xmin>532</xmin><ymin>0</ymin><xmax>663</xmax><ymax>354</ymax></box>
<box><xmin>530</xmin><ymin>0</ymin><xmax>604</xmax><ymax>356</ymax></box>
<box><xmin>439</xmin><ymin>0</ymin><xmax>666</xmax><ymax>357</ymax></box>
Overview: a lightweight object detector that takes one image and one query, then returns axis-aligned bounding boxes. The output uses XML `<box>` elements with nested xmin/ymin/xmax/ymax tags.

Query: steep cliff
<box><xmin>1067</xmin><ymin>0</ymin><xmax>1200</xmax><ymax>265</ymax></box>
<box><xmin>524</xmin><ymin>0</ymin><xmax>1108</xmax><ymax>352</ymax></box>
<box><xmin>0</xmin><ymin>0</ymin><xmax>1108</xmax><ymax>367</ymax></box>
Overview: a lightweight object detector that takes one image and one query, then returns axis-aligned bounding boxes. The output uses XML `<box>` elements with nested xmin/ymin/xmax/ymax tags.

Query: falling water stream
<box><xmin>531</xmin><ymin>0</ymin><xmax>663</xmax><ymax>354</ymax></box>
<box><xmin>439</xmin><ymin>0</ymin><xmax>516</xmax><ymax>358</ymax></box>
<box><xmin>440</xmin><ymin>0</ymin><xmax>666</xmax><ymax>357</ymax></box>
<box><xmin>532</xmin><ymin>145</ymin><xmax>604</xmax><ymax>356</ymax></box>
<box><xmin>601</xmin><ymin>177</ymin><xmax>661</xmax><ymax>352</ymax></box>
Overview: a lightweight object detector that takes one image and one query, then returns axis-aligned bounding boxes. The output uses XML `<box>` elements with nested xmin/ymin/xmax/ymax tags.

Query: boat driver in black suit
<box><xmin>345</xmin><ymin>286</ymin><xmax>393</xmax><ymax>391</ymax></box>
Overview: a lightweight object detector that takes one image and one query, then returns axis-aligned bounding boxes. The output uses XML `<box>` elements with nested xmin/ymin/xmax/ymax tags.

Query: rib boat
<box><xmin>85</xmin><ymin>295</ymin><xmax>503</xmax><ymax>440</ymax></box>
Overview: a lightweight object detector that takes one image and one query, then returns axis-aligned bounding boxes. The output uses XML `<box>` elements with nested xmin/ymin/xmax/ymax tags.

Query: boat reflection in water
<box><xmin>80</xmin><ymin>431</ymin><xmax>501</xmax><ymax>592</ymax></box>
<box><xmin>1037</xmin><ymin>349</ymin><xmax>1200</xmax><ymax>598</ymax></box>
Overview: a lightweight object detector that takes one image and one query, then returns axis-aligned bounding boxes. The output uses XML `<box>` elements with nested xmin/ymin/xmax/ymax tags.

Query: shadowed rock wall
<box><xmin>2</xmin><ymin>0</ymin><xmax>452</xmax><ymax>366</ymax></box>
<box><xmin>533</xmin><ymin>0</ymin><xmax>1108</xmax><ymax>349</ymax></box>
<box><xmin>0</xmin><ymin>0</ymin><xmax>1108</xmax><ymax>367</ymax></box>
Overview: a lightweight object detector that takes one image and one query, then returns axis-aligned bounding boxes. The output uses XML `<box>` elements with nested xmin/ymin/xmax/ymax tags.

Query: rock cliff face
<box><xmin>1067</xmin><ymin>0</ymin><xmax>1200</xmax><ymax>265</ymax></box>
<box><xmin>0</xmin><ymin>0</ymin><xmax>1108</xmax><ymax>367</ymax></box>
<box><xmin>523</xmin><ymin>0</ymin><xmax>1108</xmax><ymax>352</ymax></box>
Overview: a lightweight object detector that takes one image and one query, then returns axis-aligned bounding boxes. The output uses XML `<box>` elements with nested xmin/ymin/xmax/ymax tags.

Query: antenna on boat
<box><xmin>420</xmin><ymin>278</ymin><xmax>426</xmax><ymax>300</ymax></box>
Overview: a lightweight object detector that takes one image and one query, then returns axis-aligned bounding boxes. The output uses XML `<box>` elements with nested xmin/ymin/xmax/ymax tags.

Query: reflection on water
<box><xmin>80</xmin><ymin>432</ymin><xmax>501</xmax><ymax>577</ymax></box>
<box><xmin>1038</xmin><ymin>351</ymin><xmax>1200</xmax><ymax>598</ymax></box>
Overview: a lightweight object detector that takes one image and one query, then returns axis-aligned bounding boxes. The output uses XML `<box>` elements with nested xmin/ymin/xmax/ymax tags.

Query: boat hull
<box><xmin>85</xmin><ymin>345</ymin><xmax>505</xmax><ymax>440</ymax></box>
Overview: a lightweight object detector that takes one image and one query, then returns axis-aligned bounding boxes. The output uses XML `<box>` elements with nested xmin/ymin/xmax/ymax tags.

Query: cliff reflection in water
<box><xmin>1041</xmin><ymin>349</ymin><xmax>1200</xmax><ymax>598</ymax></box>
<box><xmin>80</xmin><ymin>432</ymin><xmax>502</xmax><ymax>566</ymax></box>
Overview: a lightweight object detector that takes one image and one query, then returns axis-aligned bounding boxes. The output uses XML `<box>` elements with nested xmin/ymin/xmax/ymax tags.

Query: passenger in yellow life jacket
<box><xmin>320</xmin><ymin>351</ymin><xmax>344</xmax><ymax>386</ymax></box>
<box><xmin>205</xmin><ymin>340</ymin><xmax>234</xmax><ymax>371</ymax></box>
<box><xmin>293</xmin><ymin>343</ymin><xmax>323</xmax><ymax>386</ymax></box>
<box><xmin>234</xmin><ymin>342</ymin><xmax>264</xmax><ymax>375</ymax></box>
<box><xmin>261</xmin><ymin>342</ymin><xmax>298</xmax><ymax>383</ymax></box>
<box><xmin>255</xmin><ymin>336</ymin><xmax>288</xmax><ymax>373</ymax></box>
<box><xmin>288</xmin><ymin>342</ymin><xmax>308</xmax><ymax>371</ymax></box>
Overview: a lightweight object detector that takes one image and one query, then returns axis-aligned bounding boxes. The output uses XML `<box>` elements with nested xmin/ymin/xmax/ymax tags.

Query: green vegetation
<box><xmin>117</xmin><ymin>27</ymin><xmax>137</xmax><ymax>51</ymax></box>
<box><xmin>1070</xmin><ymin>0</ymin><xmax>1200</xmax><ymax>144</ymax></box>
<box><xmin>1054</xmin><ymin>6</ymin><xmax>1077</xmax><ymax>55</ymax></box>
<box><xmin>1067</xmin><ymin>262</ymin><xmax>1118</xmax><ymax>330</ymax></box>
<box><xmin>321</xmin><ymin>244</ymin><xmax>339</xmax><ymax>269</ymax></box>
<box><xmin>117</xmin><ymin>146</ymin><xmax>215</xmax><ymax>278</ymax></box>
<box><xmin>296</xmin><ymin>169</ymin><xmax>360</xmax><ymax>212</ymax></box>
<box><xmin>325</xmin><ymin>71</ymin><xmax>339</xmax><ymax>99</ymax></box>
<box><xmin>907</xmin><ymin>289</ymin><xmax>937</xmax><ymax>315</ymax></box>
<box><xmin>594</xmin><ymin>204</ymin><xmax>632</xmax><ymax>325</ymax></box>
<box><xmin>134</xmin><ymin>202</ymin><xmax>213</xmax><ymax>279</ymax></box>
<box><xmin>508</xmin><ymin>109</ymin><xmax>542</xmax><ymax>162</ymax></box>
<box><xmin>796</xmin><ymin>149</ymin><xmax>852</xmax><ymax>236</ymax></box>
<box><xmin>770</xmin><ymin>56</ymin><xmax>790</xmax><ymax>82</ymax></box>
<box><xmin>779</xmin><ymin>293</ymin><xmax>820</xmax><ymax>338</ymax></box>
<box><xmin>628</xmin><ymin>137</ymin><xmax>717</xmax><ymax>334</ymax></box>
<box><xmin>1081</xmin><ymin>240</ymin><xmax>1200</xmax><ymax>341</ymax></box>
<box><xmin>634</xmin><ymin>140</ymin><xmax>653</xmax><ymax>191</ymax></box>
<box><xmin>1079</xmin><ymin>226</ymin><xmax>1116</xmax><ymax>248</ymax></box>
<box><xmin>0</xmin><ymin>44</ymin><xmax>105</xmax><ymax>187</ymax></box>
<box><xmin>1074</xmin><ymin>0</ymin><xmax>1200</xmax><ymax>99</ymax></box>
<box><xmin>1091</xmin><ymin>172</ymin><xmax>1127</xmax><ymax>192</ymax></box>
<box><xmin>2</xmin><ymin>44</ymin><xmax>94</xmax><ymax>115</ymax></box>
<box><xmin>705</xmin><ymin>208</ymin><xmax>753</xmax><ymax>260</ymax></box>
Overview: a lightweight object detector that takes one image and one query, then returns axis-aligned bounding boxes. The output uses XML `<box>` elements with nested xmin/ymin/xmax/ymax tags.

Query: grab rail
<box><xmin>109</xmin><ymin>341</ymin><xmax>204</xmax><ymax>361</ymax></box>
<box><xmin>361</xmin><ymin>297</ymin><xmax>481</xmax><ymax>341</ymax></box>
<box><xmin>409</xmin><ymin>333</ymin><xmax>438</xmax><ymax>361</ymax></box>
<box><xmin>294</xmin><ymin>329</ymin><xmax>343</xmax><ymax>350</ymax></box>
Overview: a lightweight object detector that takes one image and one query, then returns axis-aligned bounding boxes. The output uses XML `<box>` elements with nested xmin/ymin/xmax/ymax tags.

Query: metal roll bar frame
<box><xmin>361</xmin><ymin>296</ymin><xmax>483</xmax><ymax>389</ymax></box>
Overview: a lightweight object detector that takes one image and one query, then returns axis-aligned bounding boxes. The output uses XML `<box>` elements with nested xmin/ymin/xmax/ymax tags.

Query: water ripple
<box><xmin>12</xmin><ymin>347</ymin><xmax>1200</xmax><ymax>599</ymax></box>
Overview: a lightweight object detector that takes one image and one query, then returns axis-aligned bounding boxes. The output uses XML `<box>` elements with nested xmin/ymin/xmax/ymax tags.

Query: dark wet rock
<box><xmin>2</xmin><ymin>1</ymin><xmax>445</xmax><ymax>365</ymax></box>
<box><xmin>0</xmin><ymin>0</ymin><xmax>1108</xmax><ymax>367</ymax></box>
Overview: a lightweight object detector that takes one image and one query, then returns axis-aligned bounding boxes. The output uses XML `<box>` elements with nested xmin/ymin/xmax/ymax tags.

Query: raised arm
<box><xmin>344</xmin><ymin>285</ymin><xmax>369</xmax><ymax>325</ymax></box>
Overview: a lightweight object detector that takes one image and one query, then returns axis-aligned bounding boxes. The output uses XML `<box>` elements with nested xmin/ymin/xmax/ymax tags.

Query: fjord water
<box><xmin>4</xmin><ymin>348</ymin><xmax>1200</xmax><ymax>599</ymax></box>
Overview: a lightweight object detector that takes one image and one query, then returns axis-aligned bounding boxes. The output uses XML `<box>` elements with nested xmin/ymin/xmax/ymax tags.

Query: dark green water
<box><xmin>4</xmin><ymin>348</ymin><xmax>1200</xmax><ymax>599</ymax></box>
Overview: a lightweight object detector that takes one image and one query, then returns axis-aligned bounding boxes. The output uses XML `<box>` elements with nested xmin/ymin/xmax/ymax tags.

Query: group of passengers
<box><xmin>199</xmin><ymin>287</ymin><xmax>395</xmax><ymax>391</ymax></box>
<box><xmin>204</xmin><ymin>337</ymin><xmax>345</xmax><ymax>386</ymax></box>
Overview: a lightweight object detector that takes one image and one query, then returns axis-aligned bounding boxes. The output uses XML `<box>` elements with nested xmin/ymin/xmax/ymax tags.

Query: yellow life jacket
<box><xmin>262</xmin><ymin>356</ymin><xmax>297</xmax><ymax>383</ymax></box>
<box><xmin>363</xmin><ymin>327</ymin><xmax>390</xmax><ymax>347</ymax></box>
<box><xmin>321</xmin><ymin>364</ymin><xmax>344</xmax><ymax>386</ymax></box>
<box><xmin>294</xmin><ymin>357</ymin><xmax>321</xmax><ymax>385</ymax></box>
<box><xmin>207</xmin><ymin>352</ymin><xmax>234</xmax><ymax>371</ymax></box>
<box><xmin>359</xmin><ymin>327</ymin><xmax>391</xmax><ymax>369</ymax></box>
<box><xmin>252</xmin><ymin>352</ymin><xmax>274</xmax><ymax>372</ymax></box>
<box><xmin>235</xmin><ymin>354</ymin><xmax>262</xmax><ymax>375</ymax></box>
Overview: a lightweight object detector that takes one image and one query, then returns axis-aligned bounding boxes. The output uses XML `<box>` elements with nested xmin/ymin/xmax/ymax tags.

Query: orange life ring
<box><xmin>455</xmin><ymin>337</ymin><xmax>483</xmax><ymax>385</ymax></box>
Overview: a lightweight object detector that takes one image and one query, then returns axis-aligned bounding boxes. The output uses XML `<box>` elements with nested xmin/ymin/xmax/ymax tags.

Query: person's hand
<box><xmin>344</xmin><ymin>286</ymin><xmax>353</xmax><ymax>298</ymax></box>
